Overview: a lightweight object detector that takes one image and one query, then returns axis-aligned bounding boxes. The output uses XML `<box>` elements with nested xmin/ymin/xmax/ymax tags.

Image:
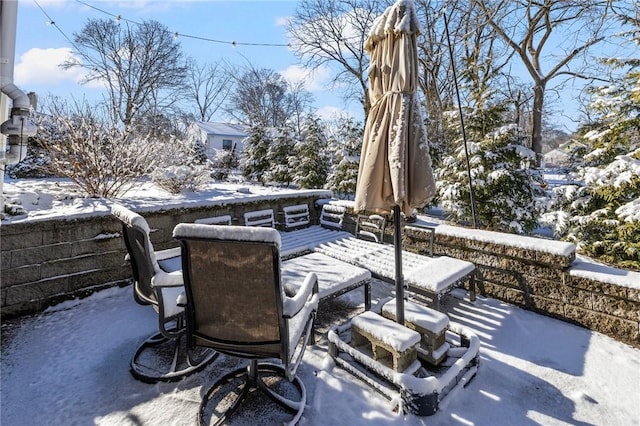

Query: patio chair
<box><xmin>111</xmin><ymin>204</ymin><xmax>217</xmax><ymax>383</ymax></box>
<box><xmin>173</xmin><ymin>223</ymin><xmax>319</xmax><ymax>426</ymax></box>
<box><xmin>243</xmin><ymin>208</ymin><xmax>275</xmax><ymax>227</ymax></box>
<box><xmin>355</xmin><ymin>214</ymin><xmax>387</xmax><ymax>243</ymax></box>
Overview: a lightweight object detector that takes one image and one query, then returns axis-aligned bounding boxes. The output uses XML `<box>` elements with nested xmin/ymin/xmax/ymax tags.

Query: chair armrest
<box><xmin>283</xmin><ymin>272</ymin><xmax>318</xmax><ymax>318</ymax></box>
<box><xmin>151</xmin><ymin>269</ymin><xmax>183</xmax><ymax>287</ymax></box>
<box><xmin>155</xmin><ymin>246</ymin><xmax>181</xmax><ymax>261</ymax></box>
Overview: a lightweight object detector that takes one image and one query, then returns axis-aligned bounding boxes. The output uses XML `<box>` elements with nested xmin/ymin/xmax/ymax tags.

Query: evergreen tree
<box><xmin>541</xmin><ymin>56</ymin><xmax>640</xmax><ymax>269</ymax></box>
<box><xmin>241</xmin><ymin>125</ymin><xmax>272</xmax><ymax>184</ymax></box>
<box><xmin>292</xmin><ymin>115</ymin><xmax>329</xmax><ymax>189</ymax></box>
<box><xmin>437</xmin><ymin>100</ymin><xmax>545</xmax><ymax>233</ymax></box>
<box><xmin>266</xmin><ymin>126</ymin><xmax>295</xmax><ymax>186</ymax></box>
<box><xmin>326</xmin><ymin>117</ymin><xmax>363</xmax><ymax>198</ymax></box>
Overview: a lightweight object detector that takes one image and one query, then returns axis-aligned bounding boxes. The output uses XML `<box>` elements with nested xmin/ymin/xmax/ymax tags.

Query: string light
<box><xmin>72</xmin><ymin>0</ymin><xmax>289</xmax><ymax>48</ymax></box>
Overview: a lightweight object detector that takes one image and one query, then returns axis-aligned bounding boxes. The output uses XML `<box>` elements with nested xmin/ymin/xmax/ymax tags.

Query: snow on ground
<box><xmin>1</xmin><ymin>283</ymin><xmax>639</xmax><ymax>426</ymax></box>
<box><xmin>1</xmin><ymin>177</ymin><xmax>331</xmax><ymax>224</ymax></box>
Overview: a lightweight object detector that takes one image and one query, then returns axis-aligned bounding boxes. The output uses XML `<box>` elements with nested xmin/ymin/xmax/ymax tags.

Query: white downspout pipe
<box><xmin>1</xmin><ymin>0</ymin><xmax>37</xmax><ymax>164</ymax></box>
<box><xmin>1</xmin><ymin>0</ymin><xmax>38</xmax><ymax>217</ymax></box>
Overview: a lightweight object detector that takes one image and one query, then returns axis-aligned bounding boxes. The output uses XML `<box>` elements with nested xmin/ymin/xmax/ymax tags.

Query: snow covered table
<box><xmin>314</xmin><ymin>237</ymin><xmax>476</xmax><ymax>310</ymax></box>
<box><xmin>281</xmin><ymin>252</ymin><xmax>372</xmax><ymax>310</ymax></box>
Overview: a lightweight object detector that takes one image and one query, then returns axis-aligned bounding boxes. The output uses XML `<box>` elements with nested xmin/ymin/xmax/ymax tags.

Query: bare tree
<box><xmin>475</xmin><ymin>0</ymin><xmax>619</xmax><ymax>164</ymax></box>
<box><xmin>287</xmin><ymin>79</ymin><xmax>315</xmax><ymax>134</ymax></box>
<box><xmin>225</xmin><ymin>66</ymin><xmax>312</xmax><ymax>128</ymax></box>
<box><xmin>287</xmin><ymin>0</ymin><xmax>386</xmax><ymax>117</ymax></box>
<box><xmin>62</xmin><ymin>19</ymin><xmax>187</xmax><ymax>130</ymax></box>
<box><xmin>185</xmin><ymin>59</ymin><xmax>233</xmax><ymax>122</ymax></box>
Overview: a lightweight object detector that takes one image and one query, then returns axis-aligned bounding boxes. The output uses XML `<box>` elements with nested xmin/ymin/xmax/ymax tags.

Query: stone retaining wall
<box><xmin>1</xmin><ymin>192</ymin><xmax>327</xmax><ymax>319</ymax></box>
<box><xmin>2</xmin><ymin>199</ymin><xmax>638</xmax><ymax>348</ymax></box>
<box><xmin>400</xmin><ymin>222</ymin><xmax>640</xmax><ymax>349</ymax></box>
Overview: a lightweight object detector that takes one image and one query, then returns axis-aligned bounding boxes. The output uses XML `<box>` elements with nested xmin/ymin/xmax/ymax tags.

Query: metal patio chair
<box><xmin>174</xmin><ymin>223</ymin><xmax>319</xmax><ymax>425</ymax></box>
<box><xmin>111</xmin><ymin>204</ymin><xmax>217</xmax><ymax>383</ymax></box>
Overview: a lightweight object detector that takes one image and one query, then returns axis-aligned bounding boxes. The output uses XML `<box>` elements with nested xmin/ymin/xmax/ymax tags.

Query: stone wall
<box><xmin>1</xmin><ymin>193</ymin><xmax>327</xmax><ymax>319</ymax></box>
<box><xmin>401</xmin><ymin>222</ymin><xmax>640</xmax><ymax>349</ymax></box>
<box><xmin>2</xmin><ymin>199</ymin><xmax>639</xmax><ymax>348</ymax></box>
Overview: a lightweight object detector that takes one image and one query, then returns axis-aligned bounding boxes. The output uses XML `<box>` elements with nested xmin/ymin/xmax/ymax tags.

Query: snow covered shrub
<box><xmin>150</xmin><ymin>135</ymin><xmax>213</xmax><ymax>193</ymax></box>
<box><xmin>34</xmin><ymin>100</ymin><xmax>160</xmax><ymax>198</ymax></box>
<box><xmin>4</xmin><ymin>139</ymin><xmax>54</xmax><ymax>178</ymax></box>
<box><xmin>541</xmin><ymin>57</ymin><xmax>640</xmax><ymax>269</ymax></box>
<box><xmin>437</xmin><ymin>122</ymin><xmax>545</xmax><ymax>233</ymax></box>
<box><xmin>150</xmin><ymin>164</ymin><xmax>211</xmax><ymax>194</ymax></box>
<box><xmin>326</xmin><ymin>117</ymin><xmax>363</xmax><ymax>199</ymax></box>
<box><xmin>211</xmin><ymin>149</ymin><xmax>239</xmax><ymax>181</ymax></box>
<box><xmin>2</xmin><ymin>198</ymin><xmax>28</xmax><ymax>220</ymax></box>
<box><xmin>291</xmin><ymin>115</ymin><xmax>330</xmax><ymax>189</ymax></box>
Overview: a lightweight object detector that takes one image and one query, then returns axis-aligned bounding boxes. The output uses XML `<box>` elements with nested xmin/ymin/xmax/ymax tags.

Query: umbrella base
<box><xmin>327</xmin><ymin>312</ymin><xmax>479</xmax><ymax>416</ymax></box>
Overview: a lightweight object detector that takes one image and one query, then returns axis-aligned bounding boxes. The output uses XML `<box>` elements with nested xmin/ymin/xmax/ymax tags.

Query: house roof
<box><xmin>195</xmin><ymin>121</ymin><xmax>247</xmax><ymax>138</ymax></box>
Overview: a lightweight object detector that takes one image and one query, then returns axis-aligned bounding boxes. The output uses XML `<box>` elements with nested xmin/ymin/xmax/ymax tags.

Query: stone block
<box><xmin>591</xmin><ymin>294</ymin><xmax>640</xmax><ymax>322</ymax></box>
<box><xmin>530</xmin><ymin>295</ymin><xmax>566</xmax><ymax>317</ymax></box>
<box><xmin>627</xmin><ymin>287</ymin><xmax>640</xmax><ymax>303</ymax></box>
<box><xmin>5</xmin><ymin>276</ymin><xmax>69</xmax><ymax>305</ymax></box>
<box><xmin>2</xmin><ymin>265</ymin><xmax>41</xmax><ymax>287</ymax></box>
<box><xmin>351</xmin><ymin>312</ymin><xmax>420</xmax><ymax>372</ymax></box>
<box><xmin>528</xmin><ymin>278</ymin><xmax>565</xmax><ymax>301</ymax></box>
<box><xmin>42</xmin><ymin>220</ymin><xmax>99</xmax><ymax>245</ymax></box>
<box><xmin>564</xmin><ymin>305</ymin><xmax>640</xmax><ymax>345</ymax></box>
<box><xmin>40</xmin><ymin>254</ymin><xmax>100</xmax><ymax>279</ymax></box>
<box><xmin>10</xmin><ymin>243</ymin><xmax>72</xmax><ymax>268</ymax></box>
<box><xmin>560</xmin><ymin>286</ymin><xmax>593</xmax><ymax>309</ymax></box>
<box><xmin>568</xmin><ymin>275</ymin><xmax>629</xmax><ymax>298</ymax></box>
<box><xmin>1</xmin><ymin>229</ymin><xmax>43</xmax><ymax>251</ymax></box>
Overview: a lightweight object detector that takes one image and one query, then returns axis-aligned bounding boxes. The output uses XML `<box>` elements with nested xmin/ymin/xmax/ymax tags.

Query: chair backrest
<box><xmin>282</xmin><ymin>204</ymin><xmax>310</xmax><ymax>230</ymax></box>
<box><xmin>244</xmin><ymin>209</ymin><xmax>275</xmax><ymax>228</ymax></box>
<box><xmin>356</xmin><ymin>214</ymin><xmax>387</xmax><ymax>243</ymax></box>
<box><xmin>194</xmin><ymin>215</ymin><xmax>233</xmax><ymax>226</ymax></box>
<box><xmin>111</xmin><ymin>204</ymin><xmax>160</xmax><ymax>306</ymax></box>
<box><xmin>174</xmin><ymin>224</ymin><xmax>288</xmax><ymax>361</ymax></box>
<box><xmin>319</xmin><ymin>204</ymin><xmax>345</xmax><ymax>230</ymax></box>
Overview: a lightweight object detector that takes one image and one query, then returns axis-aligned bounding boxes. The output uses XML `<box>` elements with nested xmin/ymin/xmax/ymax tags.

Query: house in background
<box><xmin>186</xmin><ymin>121</ymin><xmax>248</xmax><ymax>160</ymax></box>
<box><xmin>543</xmin><ymin>139</ymin><xmax>587</xmax><ymax>168</ymax></box>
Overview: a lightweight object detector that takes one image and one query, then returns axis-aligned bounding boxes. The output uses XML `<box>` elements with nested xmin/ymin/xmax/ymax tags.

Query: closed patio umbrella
<box><xmin>354</xmin><ymin>0</ymin><xmax>436</xmax><ymax>324</ymax></box>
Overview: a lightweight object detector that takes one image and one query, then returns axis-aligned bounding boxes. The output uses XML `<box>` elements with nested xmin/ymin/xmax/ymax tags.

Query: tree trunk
<box><xmin>531</xmin><ymin>82</ymin><xmax>545</xmax><ymax>166</ymax></box>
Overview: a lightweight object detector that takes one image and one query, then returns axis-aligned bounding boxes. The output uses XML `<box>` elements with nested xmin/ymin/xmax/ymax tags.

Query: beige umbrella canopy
<box><xmin>354</xmin><ymin>0</ymin><xmax>435</xmax><ymax>324</ymax></box>
<box><xmin>354</xmin><ymin>0</ymin><xmax>436</xmax><ymax>217</ymax></box>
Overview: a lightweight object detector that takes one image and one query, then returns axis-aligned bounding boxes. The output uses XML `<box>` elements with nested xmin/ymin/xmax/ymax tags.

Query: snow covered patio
<box><xmin>2</xmin><ymin>278</ymin><xmax>639</xmax><ymax>425</ymax></box>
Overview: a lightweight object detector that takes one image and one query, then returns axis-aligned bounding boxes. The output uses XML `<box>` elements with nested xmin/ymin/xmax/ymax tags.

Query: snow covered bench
<box><xmin>351</xmin><ymin>311</ymin><xmax>421</xmax><ymax>373</ymax></box>
<box><xmin>314</xmin><ymin>237</ymin><xmax>476</xmax><ymax>310</ymax></box>
<box><xmin>281</xmin><ymin>252</ymin><xmax>372</xmax><ymax>310</ymax></box>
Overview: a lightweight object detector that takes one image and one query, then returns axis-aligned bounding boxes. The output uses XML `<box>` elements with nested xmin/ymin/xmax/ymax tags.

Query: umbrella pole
<box><xmin>393</xmin><ymin>205</ymin><xmax>405</xmax><ymax>325</ymax></box>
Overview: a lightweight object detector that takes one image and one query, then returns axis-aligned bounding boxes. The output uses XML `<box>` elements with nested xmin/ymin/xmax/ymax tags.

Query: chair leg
<box><xmin>199</xmin><ymin>361</ymin><xmax>306</xmax><ymax>426</ymax></box>
<box><xmin>130</xmin><ymin>331</ymin><xmax>218</xmax><ymax>383</ymax></box>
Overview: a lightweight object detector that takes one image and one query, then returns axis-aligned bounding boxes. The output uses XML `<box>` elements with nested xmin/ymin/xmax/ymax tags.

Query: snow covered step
<box><xmin>351</xmin><ymin>311</ymin><xmax>421</xmax><ymax>372</ymax></box>
<box><xmin>382</xmin><ymin>300</ymin><xmax>450</xmax><ymax>366</ymax></box>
